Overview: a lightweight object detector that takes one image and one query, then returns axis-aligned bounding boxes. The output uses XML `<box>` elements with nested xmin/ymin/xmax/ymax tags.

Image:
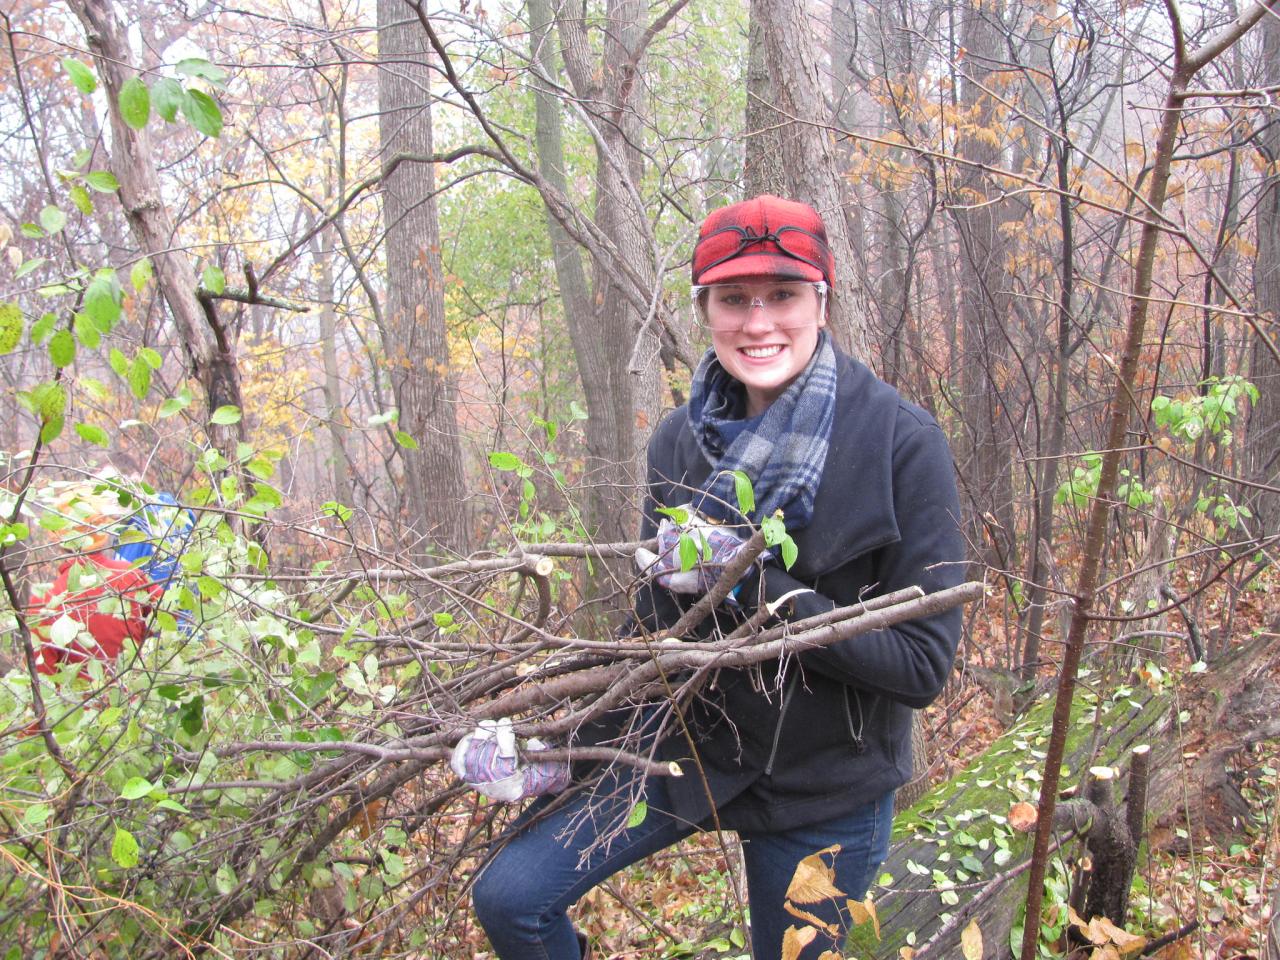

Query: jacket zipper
<box><xmin>764</xmin><ymin>671</ymin><xmax>800</xmax><ymax>776</ymax></box>
<box><xmin>843</xmin><ymin>686</ymin><xmax>867</xmax><ymax>754</ymax></box>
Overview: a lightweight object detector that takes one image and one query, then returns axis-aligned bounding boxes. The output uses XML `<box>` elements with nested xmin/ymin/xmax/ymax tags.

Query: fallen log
<box><xmin>848</xmin><ymin>633</ymin><xmax>1280</xmax><ymax>959</ymax></box>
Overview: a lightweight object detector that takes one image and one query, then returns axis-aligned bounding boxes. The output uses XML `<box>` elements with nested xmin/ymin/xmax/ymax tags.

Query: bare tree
<box><xmin>376</xmin><ymin>0</ymin><xmax>470</xmax><ymax>552</ymax></box>
<box><xmin>1247</xmin><ymin>11</ymin><xmax>1280</xmax><ymax>532</ymax></box>
<box><xmin>527</xmin><ymin>0</ymin><xmax>665</xmax><ymax>545</ymax></box>
<box><xmin>746</xmin><ymin>0</ymin><xmax>871</xmax><ymax>358</ymax></box>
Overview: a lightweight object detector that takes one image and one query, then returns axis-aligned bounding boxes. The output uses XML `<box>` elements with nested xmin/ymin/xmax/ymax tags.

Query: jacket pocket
<box><xmin>764</xmin><ymin>670</ymin><xmax>800</xmax><ymax>776</ymax></box>
<box><xmin>843</xmin><ymin>686</ymin><xmax>867</xmax><ymax>755</ymax></box>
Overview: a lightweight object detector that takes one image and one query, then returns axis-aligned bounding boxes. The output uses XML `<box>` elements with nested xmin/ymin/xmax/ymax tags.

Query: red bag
<box><xmin>30</xmin><ymin>553</ymin><xmax>161</xmax><ymax>676</ymax></box>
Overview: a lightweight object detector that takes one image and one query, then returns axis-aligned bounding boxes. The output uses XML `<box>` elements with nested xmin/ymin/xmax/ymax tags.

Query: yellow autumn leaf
<box><xmin>848</xmin><ymin>897</ymin><xmax>880</xmax><ymax>939</ymax></box>
<box><xmin>781</xmin><ymin>924</ymin><xmax>817</xmax><ymax>960</ymax></box>
<box><xmin>785</xmin><ymin>901</ymin><xmax>839</xmax><ymax>935</ymax></box>
<box><xmin>899</xmin><ymin>949</ymin><xmax>916</xmax><ymax>960</ymax></box>
<box><xmin>817</xmin><ymin>952</ymin><xmax>844</xmax><ymax>960</ymax></box>
<box><xmin>961</xmin><ymin>918</ymin><xmax>983</xmax><ymax>960</ymax></box>
<box><xmin>786</xmin><ymin>845</ymin><xmax>846</xmax><ymax>904</ymax></box>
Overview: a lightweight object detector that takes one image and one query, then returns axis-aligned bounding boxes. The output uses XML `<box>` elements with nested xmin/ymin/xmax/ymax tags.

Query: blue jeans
<box><xmin>472</xmin><ymin>769</ymin><xmax>894</xmax><ymax>960</ymax></box>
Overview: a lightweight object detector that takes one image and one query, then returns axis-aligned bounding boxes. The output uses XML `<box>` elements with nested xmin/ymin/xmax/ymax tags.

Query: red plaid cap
<box><xmin>692</xmin><ymin>195</ymin><xmax>834</xmax><ymax>285</ymax></box>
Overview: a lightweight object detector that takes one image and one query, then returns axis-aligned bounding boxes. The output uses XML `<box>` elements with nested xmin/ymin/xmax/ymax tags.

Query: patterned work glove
<box><xmin>449</xmin><ymin>718</ymin><xmax>571</xmax><ymax>802</ymax></box>
<box><xmin>634</xmin><ymin>507</ymin><xmax>759</xmax><ymax>595</ymax></box>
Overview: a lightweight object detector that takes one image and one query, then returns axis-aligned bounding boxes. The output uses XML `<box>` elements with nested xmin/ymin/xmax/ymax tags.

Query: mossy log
<box><xmin>846</xmin><ymin>634</ymin><xmax>1280</xmax><ymax>959</ymax></box>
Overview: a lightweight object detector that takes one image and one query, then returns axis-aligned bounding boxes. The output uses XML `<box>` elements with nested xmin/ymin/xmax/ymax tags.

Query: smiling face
<box><xmin>703</xmin><ymin>281</ymin><xmax>827</xmax><ymax>416</ymax></box>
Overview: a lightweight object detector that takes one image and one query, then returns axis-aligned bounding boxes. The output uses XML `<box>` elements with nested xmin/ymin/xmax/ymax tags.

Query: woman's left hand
<box><xmin>636</xmin><ymin>510</ymin><xmax>754</xmax><ymax>595</ymax></box>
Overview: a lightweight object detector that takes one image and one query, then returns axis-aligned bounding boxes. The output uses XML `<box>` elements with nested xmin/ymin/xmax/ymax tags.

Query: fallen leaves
<box><xmin>961</xmin><ymin>918</ymin><xmax>983</xmax><ymax>959</ymax></box>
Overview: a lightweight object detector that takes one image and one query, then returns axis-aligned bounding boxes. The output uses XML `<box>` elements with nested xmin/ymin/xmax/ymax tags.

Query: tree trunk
<box><xmin>67</xmin><ymin>0</ymin><xmax>245</xmax><ymax>459</ymax></box>
<box><xmin>316</xmin><ymin>227</ymin><xmax>353</xmax><ymax>507</ymax></box>
<box><xmin>542</xmin><ymin>0</ymin><xmax>662</xmax><ymax>546</ymax></box>
<box><xmin>744</xmin><ymin>0</ymin><xmax>871</xmax><ymax>360</ymax></box>
<box><xmin>376</xmin><ymin>0</ymin><xmax>469</xmax><ymax>553</ymax></box>
<box><xmin>854</xmin><ymin>634</ymin><xmax>1280</xmax><ymax>959</ymax></box>
<box><xmin>590</xmin><ymin>0</ymin><xmax>661</xmax><ymax>540</ymax></box>
<box><xmin>949</xmin><ymin>0</ymin><xmax>1018</xmax><ymax>578</ymax></box>
<box><xmin>1247</xmin><ymin>12</ymin><xmax>1280</xmax><ymax>534</ymax></box>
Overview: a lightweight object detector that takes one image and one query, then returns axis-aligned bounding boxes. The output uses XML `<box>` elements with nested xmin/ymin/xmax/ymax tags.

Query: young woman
<box><xmin>471</xmin><ymin>195</ymin><xmax>965</xmax><ymax>959</ymax></box>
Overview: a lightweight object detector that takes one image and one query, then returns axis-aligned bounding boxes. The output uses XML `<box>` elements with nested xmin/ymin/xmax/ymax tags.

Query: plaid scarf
<box><xmin>686</xmin><ymin>331</ymin><xmax>836</xmax><ymax>530</ymax></box>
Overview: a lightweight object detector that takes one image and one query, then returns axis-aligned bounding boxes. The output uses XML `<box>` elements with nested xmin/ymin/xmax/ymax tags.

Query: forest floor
<box><xmin>451</xmin><ymin>581</ymin><xmax>1280</xmax><ymax>960</ymax></box>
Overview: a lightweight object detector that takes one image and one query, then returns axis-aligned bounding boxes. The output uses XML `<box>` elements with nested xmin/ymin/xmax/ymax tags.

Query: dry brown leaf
<box><xmin>781</xmin><ymin>924</ymin><xmax>818</xmax><ymax>960</ymax></box>
<box><xmin>1089</xmin><ymin>946</ymin><xmax>1121</xmax><ymax>960</ymax></box>
<box><xmin>785</xmin><ymin>900</ymin><xmax>839</xmax><ymax>935</ymax></box>
<box><xmin>899</xmin><ymin>949</ymin><xmax>916</xmax><ymax>960</ymax></box>
<box><xmin>1094</xmin><ymin>916</ymin><xmax>1147</xmax><ymax>955</ymax></box>
<box><xmin>1087</xmin><ymin>916</ymin><xmax>1112</xmax><ymax>945</ymax></box>
<box><xmin>848</xmin><ymin>897</ymin><xmax>881</xmax><ymax>939</ymax></box>
<box><xmin>816</xmin><ymin>953</ymin><xmax>844</xmax><ymax>960</ymax></box>
<box><xmin>351</xmin><ymin>798</ymin><xmax>384</xmax><ymax>840</ymax></box>
<box><xmin>786</xmin><ymin>846</ymin><xmax>847</xmax><ymax>904</ymax></box>
<box><xmin>1008</xmin><ymin>801</ymin><xmax>1038</xmax><ymax>832</ymax></box>
<box><xmin>961</xmin><ymin>919</ymin><xmax>983</xmax><ymax>960</ymax></box>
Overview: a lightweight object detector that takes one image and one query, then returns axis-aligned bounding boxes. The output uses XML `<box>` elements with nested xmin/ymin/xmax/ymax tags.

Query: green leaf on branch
<box><xmin>111</xmin><ymin>825</ymin><xmax>140</xmax><ymax>868</ymax></box>
<box><xmin>179</xmin><ymin>695</ymin><xmax>204</xmax><ymax>735</ymax></box>
<box><xmin>244</xmin><ymin>482</ymin><xmax>283</xmax><ymax>513</ymax></box>
<box><xmin>176</xmin><ymin>57</ymin><xmax>228</xmax><ymax>86</ymax></box>
<box><xmin>0</xmin><ymin>303</ymin><xmax>22</xmax><ymax>354</ymax></box>
<box><xmin>1</xmin><ymin>522</ymin><xmax>31</xmax><ymax>547</ymax></box>
<box><xmin>39</xmin><ymin>206</ymin><xmax>66</xmax><ymax>235</ymax></box>
<box><xmin>30</xmin><ymin>312</ymin><xmax>56</xmax><ymax>343</ymax></box>
<box><xmin>626</xmin><ymin>801</ymin><xmax>648</xmax><ymax>828</ymax></box>
<box><xmin>394</xmin><ymin>430</ymin><xmax>418</xmax><ymax>450</ymax></box>
<box><xmin>159</xmin><ymin>389</ymin><xmax>192</xmax><ymax>417</ymax></box>
<box><xmin>86</xmin><ymin>170</ymin><xmax>120</xmax><ymax>193</ymax></box>
<box><xmin>15</xmin><ymin>257</ymin><xmax>45</xmax><ymax>280</ymax></box>
<box><xmin>488</xmin><ymin>451</ymin><xmax>521</xmax><ymax>471</ymax></box>
<box><xmin>130</xmin><ymin>257</ymin><xmax>153</xmax><ymax>291</ymax></box>
<box><xmin>24</xmin><ymin>803</ymin><xmax>52</xmax><ymax>826</ymax></box>
<box><xmin>151</xmin><ymin>78</ymin><xmax>183</xmax><ymax>122</ymax></box>
<box><xmin>41</xmin><ymin>415</ymin><xmax>64</xmax><ymax>443</ymax></box>
<box><xmin>120</xmin><ymin>777</ymin><xmax>154</xmax><ymax>800</ymax></box>
<box><xmin>48</xmin><ymin>329</ymin><xmax>75</xmax><ymax>368</ymax></box>
<box><xmin>61</xmin><ymin>57</ymin><xmax>97</xmax><ymax>93</ymax></box>
<box><xmin>75</xmin><ymin>423</ymin><xmax>110</xmax><ymax>448</ymax></box>
<box><xmin>128</xmin><ymin>355</ymin><xmax>152</xmax><ymax>400</ymax></box>
<box><xmin>182</xmin><ymin>89</ymin><xmax>223</xmax><ymax>138</ymax></box>
<box><xmin>321</xmin><ymin>501</ymin><xmax>353</xmax><ymax>523</ymax></box>
<box><xmin>678</xmin><ymin>532</ymin><xmax>699</xmax><ymax>572</ymax></box>
<box><xmin>118</xmin><ymin>76</ymin><xmax>150</xmax><ymax>129</ymax></box>
<box><xmin>760</xmin><ymin>512</ymin><xmax>798</xmax><ymax>570</ymax></box>
<box><xmin>74</xmin><ymin>312</ymin><xmax>101</xmax><ymax>349</ymax></box>
<box><xmin>84</xmin><ymin>270</ymin><xmax>123</xmax><ymax>329</ymax></box>
<box><xmin>210</xmin><ymin>405</ymin><xmax>241</xmax><ymax>425</ymax></box>
<box><xmin>29</xmin><ymin>381</ymin><xmax>66</xmax><ymax>420</ymax></box>
<box><xmin>730</xmin><ymin>469</ymin><xmax>755</xmax><ymax>516</ymax></box>
<box><xmin>201</xmin><ymin>265</ymin><xmax>225</xmax><ymax>295</ymax></box>
<box><xmin>214</xmin><ymin>863</ymin><xmax>237</xmax><ymax>895</ymax></box>
<box><xmin>69</xmin><ymin>185</ymin><xmax>93</xmax><ymax>215</ymax></box>
<box><xmin>655</xmin><ymin>505</ymin><xmax>689</xmax><ymax>524</ymax></box>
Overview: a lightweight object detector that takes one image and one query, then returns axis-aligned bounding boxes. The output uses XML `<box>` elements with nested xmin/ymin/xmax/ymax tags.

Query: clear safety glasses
<box><xmin>691</xmin><ymin>281</ymin><xmax>828</xmax><ymax>332</ymax></box>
